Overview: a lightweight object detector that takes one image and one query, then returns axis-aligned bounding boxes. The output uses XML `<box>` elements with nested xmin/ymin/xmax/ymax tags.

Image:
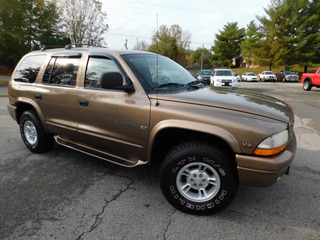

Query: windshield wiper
<box><xmin>186</xmin><ymin>80</ymin><xmax>201</xmax><ymax>86</ymax></box>
<box><xmin>152</xmin><ymin>83</ymin><xmax>185</xmax><ymax>89</ymax></box>
<box><xmin>186</xmin><ymin>80</ymin><xmax>203</xmax><ymax>89</ymax></box>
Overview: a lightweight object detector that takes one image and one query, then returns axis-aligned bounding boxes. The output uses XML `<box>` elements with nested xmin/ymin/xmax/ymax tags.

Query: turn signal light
<box><xmin>253</xmin><ymin>143</ymin><xmax>287</xmax><ymax>156</ymax></box>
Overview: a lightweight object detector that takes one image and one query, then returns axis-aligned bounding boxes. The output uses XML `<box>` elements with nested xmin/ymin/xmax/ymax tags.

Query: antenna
<box><xmin>156</xmin><ymin>13</ymin><xmax>160</xmax><ymax>107</ymax></box>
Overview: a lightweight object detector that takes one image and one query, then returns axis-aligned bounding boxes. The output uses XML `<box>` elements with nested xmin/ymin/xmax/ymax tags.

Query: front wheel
<box><xmin>303</xmin><ymin>80</ymin><xmax>312</xmax><ymax>91</ymax></box>
<box><xmin>160</xmin><ymin>142</ymin><xmax>238</xmax><ymax>215</ymax></box>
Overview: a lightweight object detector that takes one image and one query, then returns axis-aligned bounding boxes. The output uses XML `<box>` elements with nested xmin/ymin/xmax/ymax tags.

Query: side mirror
<box><xmin>100</xmin><ymin>72</ymin><xmax>135</xmax><ymax>94</ymax></box>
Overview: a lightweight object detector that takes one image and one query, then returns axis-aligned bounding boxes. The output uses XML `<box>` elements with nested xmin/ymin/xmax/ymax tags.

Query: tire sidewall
<box><xmin>19</xmin><ymin>110</ymin><xmax>53</xmax><ymax>153</ymax></box>
<box><xmin>160</xmin><ymin>144</ymin><xmax>238</xmax><ymax>215</ymax></box>
<box><xmin>20</xmin><ymin>111</ymin><xmax>40</xmax><ymax>151</ymax></box>
<box><xmin>303</xmin><ymin>80</ymin><xmax>311</xmax><ymax>91</ymax></box>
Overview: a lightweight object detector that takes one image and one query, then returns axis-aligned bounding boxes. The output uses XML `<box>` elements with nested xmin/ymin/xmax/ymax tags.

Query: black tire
<box><xmin>159</xmin><ymin>142</ymin><xmax>238</xmax><ymax>215</ymax></box>
<box><xmin>303</xmin><ymin>80</ymin><xmax>312</xmax><ymax>91</ymax></box>
<box><xmin>19</xmin><ymin>110</ymin><xmax>54</xmax><ymax>153</ymax></box>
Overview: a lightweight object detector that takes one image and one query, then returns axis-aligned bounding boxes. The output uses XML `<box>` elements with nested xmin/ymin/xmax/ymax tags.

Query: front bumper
<box><xmin>214</xmin><ymin>82</ymin><xmax>238</xmax><ymax>88</ymax></box>
<box><xmin>200</xmin><ymin>78</ymin><xmax>210</xmax><ymax>85</ymax></box>
<box><xmin>264</xmin><ymin>77</ymin><xmax>276</xmax><ymax>81</ymax></box>
<box><xmin>284</xmin><ymin>77</ymin><xmax>299</xmax><ymax>82</ymax></box>
<box><xmin>236</xmin><ymin>132</ymin><xmax>296</xmax><ymax>187</ymax></box>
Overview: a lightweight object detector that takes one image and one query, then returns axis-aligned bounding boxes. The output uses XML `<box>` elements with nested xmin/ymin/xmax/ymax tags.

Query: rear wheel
<box><xmin>160</xmin><ymin>142</ymin><xmax>238</xmax><ymax>215</ymax></box>
<box><xmin>303</xmin><ymin>80</ymin><xmax>312</xmax><ymax>91</ymax></box>
<box><xmin>20</xmin><ymin>110</ymin><xmax>54</xmax><ymax>153</ymax></box>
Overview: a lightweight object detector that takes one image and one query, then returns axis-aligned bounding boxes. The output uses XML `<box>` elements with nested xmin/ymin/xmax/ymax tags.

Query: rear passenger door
<box><xmin>36</xmin><ymin>53</ymin><xmax>82</xmax><ymax>138</ymax></box>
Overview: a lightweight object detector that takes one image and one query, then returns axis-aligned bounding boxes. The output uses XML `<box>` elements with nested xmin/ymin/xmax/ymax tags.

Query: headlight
<box><xmin>216</xmin><ymin>78</ymin><xmax>221</xmax><ymax>82</ymax></box>
<box><xmin>197</xmin><ymin>76</ymin><xmax>202</xmax><ymax>80</ymax></box>
<box><xmin>253</xmin><ymin>130</ymin><xmax>288</xmax><ymax>156</ymax></box>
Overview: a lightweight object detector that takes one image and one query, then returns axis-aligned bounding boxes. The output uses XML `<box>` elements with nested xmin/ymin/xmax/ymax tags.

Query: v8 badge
<box><xmin>242</xmin><ymin>142</ymin><xmax>253</xmax><ymax>148</ymax></box>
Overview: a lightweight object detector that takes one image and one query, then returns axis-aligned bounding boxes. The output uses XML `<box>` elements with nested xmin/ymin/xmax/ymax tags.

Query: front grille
<box><xmin>288</xmin><ymin>76</ymin><xmax>298</xmax><ymax>80</ymax></box>
<box><xmin>222</xmin><ymin>80</ymin><xmax>232</xmax><ymax>83</ymax></box>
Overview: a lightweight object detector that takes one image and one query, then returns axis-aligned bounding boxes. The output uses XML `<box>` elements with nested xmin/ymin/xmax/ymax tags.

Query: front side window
<box><xmin>13</xmin><ymin>55</ymin><xmax>46</xmax><ymax>83</ymax></box>
<box><xmin>85</xmin><ymin>57</ymin><xmax>126</xmax><ymax>89</ymax></box>
<box><xmin>43</xmin><ymin>57</ymin><xmax>80</xmax><ymax>86</ymax></box>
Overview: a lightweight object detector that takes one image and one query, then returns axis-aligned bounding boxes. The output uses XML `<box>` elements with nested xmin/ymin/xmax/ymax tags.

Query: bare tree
<box><xmin>133</xmin><ymin>40</ymin><xmax>149</xmax><ymax>51</ymax></box>
<box><xmin>59</xmin><ymin>0</ymin><xmax>108</xmax><ymax>46</ymax></box>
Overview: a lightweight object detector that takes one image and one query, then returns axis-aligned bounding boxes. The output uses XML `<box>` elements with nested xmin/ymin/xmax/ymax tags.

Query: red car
<box><xmin>301</xmin><ymin>67</ymin><xmax>320</xmax><ymax>91</ymax></box>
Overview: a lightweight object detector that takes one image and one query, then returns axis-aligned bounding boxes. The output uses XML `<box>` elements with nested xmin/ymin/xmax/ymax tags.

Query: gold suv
<box><xmin>7</xmin><ymin>46</ymin><xmax>296</xmax><ymax>215</ymax></box>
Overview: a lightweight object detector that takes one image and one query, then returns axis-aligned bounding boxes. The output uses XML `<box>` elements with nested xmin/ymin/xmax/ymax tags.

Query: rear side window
<box><xmin>43</xmin><ymin>57</ymin><xmax>80</xmax><ymax>86</ymax></box>
<box><xmin>13</xmin><ymin>55</ymin><xmax>46</xmax><ymax>83</ymax></box>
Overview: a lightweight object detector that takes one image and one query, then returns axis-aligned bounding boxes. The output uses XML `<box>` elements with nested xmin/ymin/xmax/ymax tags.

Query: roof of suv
<box><xmin>30</xmin><ymin>47</ymin><xmax>155</xmax><ymax>57</ymax></box>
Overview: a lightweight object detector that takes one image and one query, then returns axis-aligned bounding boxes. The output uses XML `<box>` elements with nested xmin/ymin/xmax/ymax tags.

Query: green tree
<box><xmin>0</xmin><ymin>0</ymin><xmax>28</xmax><ymax>68</ymax></box>
<box><xmin>0</xmin><ymin>0</ymin><xmax>65</xmax><ymax>68</ymax></box>
<box><xmin>211</xmin><ymin>22</ymin><xmax>245</xmax><ymax>68</ymax></box>
<box><xmin>256</xmin><ymin>0</ymin><xmax>285</xmax><ymax>70</ymax></box>
<box><xmin>190</xmin><ymin>47</ymin><xmax>212</xmax><ymax>67</ymax></box>
<box><xmin>37</xmin><ymin>1</ymin><xmax>70</xmax><ymax>47</ymax></box>
<box><xmin>240</xmin><ymin>21</ymin><xmax>261</xmax><ymax>67</ymax></box>
<box><xmin>255</xmin><ymin>0</ymin><xmax>319</xmax><ymax>71</ymax></box>
<box><xmin>59</xmin><ymin>0</ymin><xmax>109</xmax><ymax>45</ymax></box>
<box><xmin>295</xmin><ymin>0</ymin><xmax>320</xmax><ymax>72</ymax></box>
<box><xmin>149</xmin><ymin>24</ymin><xmax>191</xmax><ymax>66</ymax></box>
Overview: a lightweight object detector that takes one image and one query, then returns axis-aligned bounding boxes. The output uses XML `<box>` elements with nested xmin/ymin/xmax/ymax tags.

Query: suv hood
<box><xmin>150</xmin><ymin>87</ymin><xmax>291</xmax><ymax>123</ymax></box>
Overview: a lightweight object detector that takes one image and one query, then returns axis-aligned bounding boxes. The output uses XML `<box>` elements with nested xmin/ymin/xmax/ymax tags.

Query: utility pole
<box><xmin>124</xmin><ymin>38</ymin><xmax>128</xmax><ymax>50</ymax></box>
<box><xmin>201</xmin><ymin>45</ymin><xmax>204</xmax><ymax>70</ymax></box>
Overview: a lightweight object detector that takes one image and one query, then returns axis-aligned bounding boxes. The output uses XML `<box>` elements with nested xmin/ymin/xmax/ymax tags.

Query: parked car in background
<box><xmin>234</xmin><ymin>73</ymin><xmax>241</xmax><ymax>81</ymax></box>
<box><xmin>210</xmin><ymin>69</ymin><xmax>238</xmax><ymax>88</ymax></box>
<box><xmin>258</xmin><ymin>71</ymin><xmax>277</xmax><ymax>82</ymax></box>
<box><xmin>241</xmin><ymin>72</ymin><xmax>259</xmax><ymax>82</ymax></box>
<box><xmin>276</xmin><ymin>71</ymin><xmax>299</xmax><ymax>82</ymax></box>
<box><xmin>301</xmin><ymin>67</ymin><xmax>320</xmax><ymax>91</ymax></box>
<box><xmin>197</xmin><ymin>69</ymin><xmax>212</xmax><ymax>85</ymax></box>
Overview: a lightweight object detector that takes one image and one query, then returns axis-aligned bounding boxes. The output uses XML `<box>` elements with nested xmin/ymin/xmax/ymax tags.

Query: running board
<box><xmin>54</xmin><ymin>136</ymin><xmax>147</xmax><ymax>168</ymax></box>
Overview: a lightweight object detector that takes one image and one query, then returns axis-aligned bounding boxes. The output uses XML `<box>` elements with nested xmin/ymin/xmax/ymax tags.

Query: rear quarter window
<box><xmin>13</xmin><ymin>55</ymin><xmax>46</xmax><ymax>83</ymax></box>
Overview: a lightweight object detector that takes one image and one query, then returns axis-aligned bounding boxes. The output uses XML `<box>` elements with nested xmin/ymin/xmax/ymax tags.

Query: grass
<box><xmin>0</xmin><ymin>80</ymin><xmax>8</xmax><ymax>87</ymax></box>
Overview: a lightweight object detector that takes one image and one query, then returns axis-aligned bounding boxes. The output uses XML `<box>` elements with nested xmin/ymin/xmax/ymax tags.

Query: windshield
<box><xmin>199</xmin><ymin>70</ymin><xmax>212</xmax><ymax>76</ymax></box>
<box><xmin>265</xmin><ymin>71</ymin><xmax>274</xmax><ymax>75</ymax></box>
<box><xmin>247</xmin><ymin>73</ymin><xmax>255</xmax><ymax>76</ymax></box>
<box><xmin>215</xmin><ymin>70</ymin><xmax>233</xmax><ymax>76</ymax></box>
<box><xmin>284</xmin><ymin>71</ymin><xmax>295</xmax><ymax>75</ymax></box>
<box><xmin>122</xmin><ymin>54</ymin><xmax>196</xmax><ymax>93</ymax></box>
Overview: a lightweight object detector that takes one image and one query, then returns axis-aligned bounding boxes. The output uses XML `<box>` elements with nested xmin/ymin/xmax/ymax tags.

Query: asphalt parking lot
<box><xmin>0</xmin><ymin>82</ymin><xmax>319</xmax><ymax>240</ymax></box>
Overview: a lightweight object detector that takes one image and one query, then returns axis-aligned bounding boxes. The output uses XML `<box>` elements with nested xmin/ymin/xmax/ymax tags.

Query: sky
<box><xmin>100</xmin><ymin>0</ymin><xmax>271</xmax><ymax>50</ymax></box>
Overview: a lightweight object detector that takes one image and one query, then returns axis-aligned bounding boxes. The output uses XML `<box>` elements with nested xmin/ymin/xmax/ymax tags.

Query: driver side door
<box><xmin>76</xmin><ymin>55</ymin><xmax>151</xmax><ymax>161</ymax></box>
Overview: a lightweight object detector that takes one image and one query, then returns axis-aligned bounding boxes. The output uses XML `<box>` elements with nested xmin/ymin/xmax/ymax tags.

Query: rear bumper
<box><xmin>236</xmin><ymin>132</ymin><xmax>296</xmax><ymax>187</ymax></box>
<box><xmin>7</xmin><ymin>104</ymin><xmax>17</xmax><ymax>121</ymax></box>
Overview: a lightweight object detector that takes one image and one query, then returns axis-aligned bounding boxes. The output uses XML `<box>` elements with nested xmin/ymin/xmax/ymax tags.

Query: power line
<box><xmin>105</xmin><ymin>32</ymin><xmax>212</xmax><ymax>48</ymax></box>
